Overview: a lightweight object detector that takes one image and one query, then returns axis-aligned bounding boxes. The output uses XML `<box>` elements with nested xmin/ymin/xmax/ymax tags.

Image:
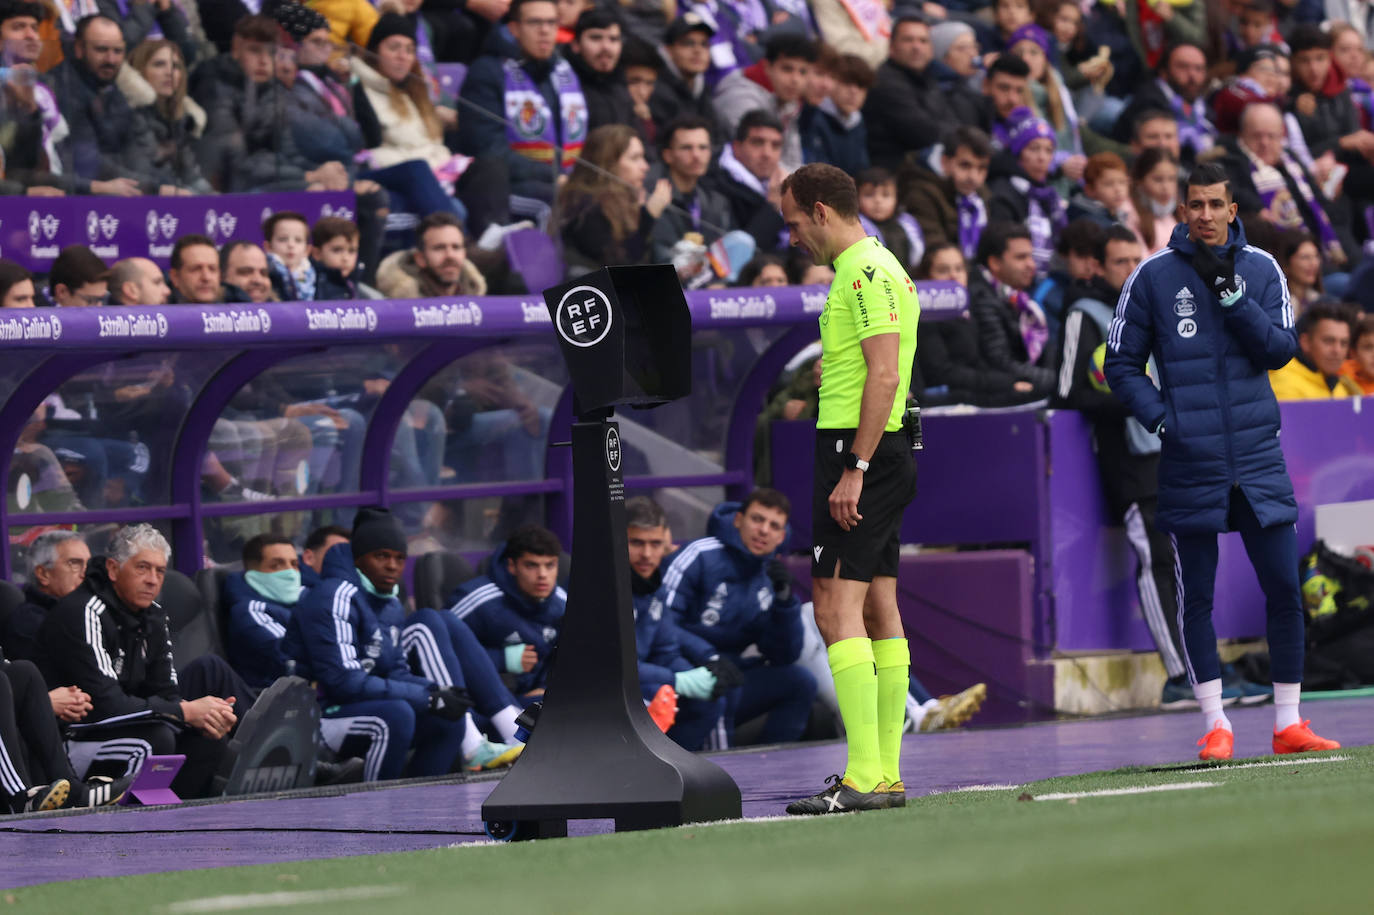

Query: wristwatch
<box><xmin>844</xmin><ymin>452</ymin><xmax>870</xmax><ymax>472</ymax></box>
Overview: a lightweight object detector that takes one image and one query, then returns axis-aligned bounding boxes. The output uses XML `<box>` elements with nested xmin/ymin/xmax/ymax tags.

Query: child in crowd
<box><xmin>1069</xmin><ymin>152</ymin><xmax>1142</xmax><ymax>240</ymax></box>
<box><xmin>1343</xmin><ymin>314</ymin><xmax>1374</xmax><ymax>394</ymax></box>
<box><xmin>1130</xmin><ymin>147</ymin><xmax>1180</xmax><ymax>253</ymax></box>
<box><xmin>263</xmin><ymin>211</ymin><xmax>317</xmax><ymax>302</ymax></box>
<box><xmin>798</xmin><ymin>52</ymin><xmax>873</xmax><ymax>177</ymax></box>
<box><xmin>1227</xmin><ymin>0</ymin><xmax>1284</xmax><ymax>58</ymax></box>
<box><xmin>992</xmin><ymin>0</ymin><xmax>1035</xmax><ymax>52</ymax></box>
<box><xmin>621</xmin><ymin>36</ymin><xmax>661</xmax><ymax>151</ymax></box>
<box><xmin>856</xmin><ymin>167</ymin><xmax>925</xmax><ymax>274</ymax></box>
<box><xmin>312</xmin><ymin>217</ymin><xmax>365</xmax><ymax>301</ymax></box>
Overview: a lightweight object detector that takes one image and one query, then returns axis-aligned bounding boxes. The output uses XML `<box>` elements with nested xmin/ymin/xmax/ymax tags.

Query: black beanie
<box><xmin>269</xmin><ymin>1</ymin><xmax>329</xmax><ymax>45</ymax></box>
<box><xmin>366</xmin><ymin>11</ymin><xmax>416</xmax><ymax>52</ymax></box>
<box><xmin>351</xmin><ymin>507</ymin><xmax>407</xmax><ymax>558</ymax></box>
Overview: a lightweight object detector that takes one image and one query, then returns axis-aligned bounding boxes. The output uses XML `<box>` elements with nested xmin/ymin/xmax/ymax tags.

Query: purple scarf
<box><xmin>503</xmin><ymin>56</ymin><xmax>587</xmax><ymax>170</ymax></box>
<box><xmin>1156</xmin><ymin>78</ymin><xmax>1215</xmax><ymax>155</ymax></box>
<box><xmin>1240</xmin><ymin>139</ymin><xmax>1345</xmax><ymax>263</ymax></box>
<box><xmin>1013</xmin><ymin>176</ymin><xmax>1066</xmax><ymax>273</ymax></box>
<box><xmin>956</xmin><ymin>193</ymin><xmax>986</xmax><ymax>262</ymax></box>
<box><xmin>980</xmin><ymin>265</ymin><xmax>1048</xmax><ymax>363</ymax></box>
<box><xmin>859</xmin><ymin>213</ymin><xmax>925</xmax><ymax>270</ymax></box>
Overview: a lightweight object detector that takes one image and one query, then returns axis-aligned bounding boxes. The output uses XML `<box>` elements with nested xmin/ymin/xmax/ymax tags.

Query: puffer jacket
<box><xmin>1104</xmin><ymin>219</ymin><xmax>1298</xmax><ymax>534</ymax></box>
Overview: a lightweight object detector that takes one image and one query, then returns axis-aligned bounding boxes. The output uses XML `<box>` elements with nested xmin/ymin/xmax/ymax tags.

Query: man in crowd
<box><xmin>982</xmin><ymin>54</ymin><xmax>1030</xmax><ymax>154</ymax></box>
<box><xmin>459</xmin><ymin>0</ymin><xmax>588</xmax><ymax>206</ymax></box>
<box><xmin>376</xmin><ymin>212</ymin><xmax>488</xmax><ymax>299</ymax></box>
<box><xmin>905</xmin><ymin>125</ymin><xmax>992</xmax><ymax>262</ymax></box>
<box><xmin>108</xmin><ymin>258</ymin><xmax>171</xmax><ymax>306</ymax></box>
<box><xmin>662</xmin><ymin>489</ymin><xmax>817</xmax><ymax>749</ymax></box>
<box><xmin>649</xmin><ymin>14</ymin><xmax>719</xmax><ymax>139</ymax></box>
<box><xmin>714</xmin><ymin>34</ymin><xmax>817</xmax><ymax>172</ymax></box>
<box><xmin>1112</xmin><ymin>41</ymin><xmax>1215</xmax><ymax>163</ymax></box>
<box><xmin>1105</xmin><ymin>161</ymin><xmax>1340</xmax><ymax>759</ymax></box>
<box><xmin>1129</xmin><ymin>109</ymin><xmax>1182</xmax><ymax>165</ymax></box>
<box><xmin>167</xmin><ymin>235</ymin><xmax>226</xmax><ymax>305</ymax></box>
<box><xmin>1269</xmin><ymin>302</ymin><xmax>1362</xmax><ymax>399</ymax></box>
<box><xmin>47</xmin><ymin>245</ymin><xmax>107</xmax><ymax>307</ymax></box>
<box><xmin>862</xmin><ymin>15</ymin><xmax>953</xmax><ymax>172</ymax></box>
<box><xmin>566</xmin><ymin>7</ymin><xmax>632</xmax><ymax>132</ymax></box>
<box><xmin>707</xmin><ymin>109</ymin><xmax>787</xmax><ymax>253</ymax></box>
<box><xmin>968</xmin><ymin>222</ymin><xmax>1055</xmax><ymax>398</ymax></box>
<box><xmin>221</xmin><ymin>242</ymin><xmax>275</xmax><ymax>304</ymax></box>
<box><xmin>650</xmin><ymin>114</ymin><xmax>736</xmax><ymax>262</ymax></box>
<box><xmin>0</xmin><ymin>0</ymin><xmax>78</xmax><ymax>195</ymax></box>
<box><xmin>448</xmin><ymin>525</ymin><xmax>566</xmax><ymax>698</ymax></box>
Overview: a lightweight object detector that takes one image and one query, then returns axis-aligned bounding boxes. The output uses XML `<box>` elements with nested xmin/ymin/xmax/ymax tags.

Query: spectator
<box><xmin>0</xmin><ymin>261</ymin><xmax>35</xmax><ymax>308</ymax></box>
<box><xmin>457</xmin><ymin>0</ymin><xmax>588</xmax><ymax>207</ymax></box>
<box><xmin>282</xmin><ymin>508</ymin><xmax>477</xmax><ymax>782</ymax></box>
<box><xmin>1330</xmin><ymin>21</ymin><xmax>1374</xmax><ymax>130</ymax></box>
<box><xmin>1112</xmin><ymin>41</ymin><xmax>1216</xmax><ymax>163</ymax></box>
<box><xmin>1006</xmin><ymin>23</ymin><xmax>1087</xmax><ymax>185</ymax></box>
<box><xmin>0</xmin><ymin>0</ymin><xmax>70</xmax><ymax>195</ymax></box>
<box><xmin>1131</xmin><ymin>145</ymin><xmax>1180</xmax><ymax>253</ymax></box>
<box><xmin>566</xmin><ymin>7</ymin><xmax>633</xmax><ymax>131</ymax></box>
<box><xmin>661</xmin><ymin>490</ymin><xmax>817</xmax><ymax>748</ymax></box>
<box><xmin>926</xmin><ymin>21</ymin><xmax>984</xmax><ymax>128</ymax></box>
<box><xmin>1276</xmin><ymin>229</ymin><xmax>1324</xmax><ymax>314</ymax></box>
<box><xmin>45</xmin><ymin>14</ymin><xmax>165</xmax><ymax>196</ymax></box>
<box><xmin>48</xmin><ymin>245</ymin><xmax>108</xmax><ymax>307</ymax></box>
<box><xmin>1212</xmin><ymin>44</ymin><xmax>1287</xmax><ymax>135</ymax></box>
<box><xmin>107</xmin><ymin>257</ymin><xmax>171</xmax><ymax>305</ymax></box>
<box><xmin>714</xmin><ymin>34</ymin><xmax>817</xmax><ymax>172</ymax></box>
<box><xmin>311</xmin><ymin>0</ymin><xmax>379</xmax><ymax>49</ymax></box>
<box><xmin>556</xmin><ymin>124</ymin><xmax>670</xmax><ymax>276</ymax></box>
<box><xmin>797</xmin><ymin>51</ymin><xmax>872</xmax><ymax>176</ymax></box>
<box><xmin>1040</xmin><ymin>0</ymin><xmax>1111</xmax><ymax>98</ymax></box>
<box><xmin>1068</xmin><ymin>152</ymin><xmax>1143</xmax><ymax>240</ymax></box>
<box><xmin>167</xmin><ymin>234</ymin><xmax>226</xmax><ymax>304</ymax></box>
<box><xmin>969</xmin><ymin>220</ymin><xmax>1054</xmax><ymax>396</ymax></box>
<box><xmin>1224</xmin><ymin>0</ymin><xmax>1282</xmax><ymax>59</ymax></box>
<box><xmin>920</xmin><ymin>241</ymin><xmax>967</xmax><ymax>287</ymax></box>
<box><xmin>811</xmin><ymin>0</ymin><xmax>889</xmax><ymax>70</ymax></box>
<box><xmin>988</xmin><ymin>107</ymin><xmax>1067</xmax><ymax>275</ymax></box>
<box><xmin>1222</xmin><ymin>102</ymin><xmax>1353</xmax><ymax>268</ymax></box>
<box><xmin>555</xmin><ymin>0</ymin><xmax>592</xmax><ymax>44</ymax></box>
<box><xmin>991</xmin><ymin>0</ymin><xmax>1035</xmax><ymax>51</ymax></box>
<box><xmin>351</xmin><ymin>12</ymin><xmax>471</xmax><ymax>221</ymax></box>
<box><xmin>649</xmin><ymin>114</ymin><xmax>736</xmax><ymax>264</ymax></box>
<box><xmin>620</xmin><ymin>33</ymin><xmax>660</xmax><ymax>146</ymax></box>
<box><xmin>376</xmin><ymin>211</ymin><xmax>487</xmax><ymax>299</ymax></box>
<box><xmin>1269</xmin><ymin>301</ymin><xmax>1361</xmax><ymax>399</ymax></box>
<box><xmin>904</xmin><ymin>124</ymin><xmax>991</xmax><ymax>263</ymax></box>
<box><xmin>982</xmin><ymin>52</ymin><xmax>1031</xmax><ymax>152</ymax></box>
<box><xmin>262</xmin><ymin>211</ymin><xmax>315</xmax><ymax>301</ymax></box>
<box><xmin>1040</xmin><ymin>218</ymin><xmax>1107</xmax><ymax>340</ymax></box>
<box><xmin>801</xmin><ymin>42</ymin><xmax>840</xmax><ymax>110</ymax></box>
<box><xmin>705</xmin><ymin>109</ymin><xmax>787</xmax><ymax>253</ymax></box>
<box><xmin>862</xmin><ymin>16</ymin><xmax>955</xmax><ymax>172</ymax></box>
<box><xmin>1342</xmin><ymin>314</ymin><xmax>1374</xmax><ymax>394</ymax></box>
<box><xmin>447</xmin><ymin>524</ymin><xmax>567</xmax><ymax>697</ymax></box>
<box><xmin>1128</xmin><ymin>107</ymin><xmax>1183</xmax><ymax>164</ymax></box>
<box><xmin>221</xmin><ymin>241</ymin><xmax>275</xmax><ymax>304</ymax></box>
<box><xmin>312</xmin><ymin>217</ymin><xmax>366</xmax><ymax>301</ymax></box>
<box><xmin>122</xmin><ymin>39</ymin><xmax>211</xmax><ymax>195</ymax></box>
<box><xmin>101</xmin><ymin>0</ymin><xmax>196</xmax><ymax>66</ymax></box>
<box><xmin>736</xmin><ymin>252</ymin><xmax>789</xmax><ymax>286</ymax></box>
<box><xmin>625</xmin><ymin>496</ymin><xmax>734</xmax><ymax>751</ymax></box>
<box><xmin>37</xmin><ymin>525</ymin><xmax>242</xmax><ymax>798</ymax></box>
<box><xmin>648</xmin><ymin>14</ymin><xmax>720</xmax><ymax>138</ymax></box>
<box><xmin>855</xmin><ymin>167</ymin><xmax>924</xmax><ymax>274</ymax></box>
<box><xmin>1288</xmin><ymin>24</ymin><xmax>1374</xmax><ymax>208</ymax></box>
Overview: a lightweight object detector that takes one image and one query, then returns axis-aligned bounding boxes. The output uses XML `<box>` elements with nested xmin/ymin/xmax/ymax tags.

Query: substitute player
<box><xmin>779</xmin><ymin>164</ymin><xmax>920</xmax><ymax>815</ymax></box>
<box><xmin>1105</xmin><ymin>162</ymin><xmax>1339</xmax><ymax>760</ymax></box>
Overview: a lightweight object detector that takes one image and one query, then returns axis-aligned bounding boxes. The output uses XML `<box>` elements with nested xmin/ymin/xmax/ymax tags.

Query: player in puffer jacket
<box><xmin>1104</xmin><ymin>162</ymin><xmax>1339</xmax><ymax>758</ymax></box>
<box><xmin>661</xmin><ymin>491</ymin><xmax>817</xmax><ymax>747</ymax></box>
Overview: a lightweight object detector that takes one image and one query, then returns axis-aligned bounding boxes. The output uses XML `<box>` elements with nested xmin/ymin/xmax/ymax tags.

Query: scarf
<box><xmin>835</xmin><ymin>0</ymin><xmax>891</xmax><ymax>42</ymax></box>
<box><xmin>503</xmin><ymin>56</ymin><xmax>587</xmax><ymax>170</ymax></box>
<box><xmin>296</xmin><ymin>67</ymin><xmax>351</xmax><ymax>118</ymax></box>
<box><xmin>981</xmin><ymin>265</ymin><xmax>1048</xmax><ymax>363</ymax></box>
<box><xmin>957</xmin><ymin>193</ymin><xmax>986</xmax><ymax>262</ymax></box>
<box><xmin>267</xmin><ymin>251</ymin><xmax>317</xmax><ymax>302</ymax></box>
<box><xmin>718</xmin><ymin>141</ymin><xmax>768</xmax><ymax>197</ymax></box>
<box><xmin>1239</xmin><ymin>138</ymin><xmax>1345</xmax><ymax>263</ymax></box>
<box><xmin>1156</xmin><ymin>78</ymin><xmax>1215</xmax><ymax>154</ymax></box>
<box><xmin>1011</xmin><ymin>175</ymin><xmax>1067</xmax><ymax>273</ymax></box>
<box><xmin>858</xmin><ymin>213</ymin><xmax>925</xmax><ymax>270</ymax></box>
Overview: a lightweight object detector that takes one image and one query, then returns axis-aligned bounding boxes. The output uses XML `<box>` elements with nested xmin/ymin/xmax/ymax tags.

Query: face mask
<box><xmin>245</xmin><ymin>569</ymin><xmax>303</xmax><ymax>606</ymax></box>
<box><xmin>1150</xmin><ymin>197</ymin><xmax>1177</xmax><ymax>218</ymax></box>
<box><xmin>358</xmin><ymin>571</ymin><xmax>400</xmax><ymax>599</ymax></box>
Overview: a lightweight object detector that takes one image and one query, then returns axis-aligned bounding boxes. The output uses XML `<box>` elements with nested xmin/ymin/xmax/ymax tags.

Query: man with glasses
<box><xmin>47</xmin><ymin>245</ymin><xmax>108</xmax><ymax>308</ymax></box>
<box><xmin>458</xmin><ymin>0</ymin><xmax>589</xmax><ymax>204</ymax></box>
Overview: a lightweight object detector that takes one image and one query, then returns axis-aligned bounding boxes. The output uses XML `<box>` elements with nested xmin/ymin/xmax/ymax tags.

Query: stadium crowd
<box><xmin>2</xmin><ymin>0</ymin><xmax>1374</xmax><ymax>811</ymax></box>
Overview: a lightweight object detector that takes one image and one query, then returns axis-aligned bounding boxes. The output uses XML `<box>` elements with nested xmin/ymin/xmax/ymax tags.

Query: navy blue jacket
<box><xmin>282</xmin><ymin>544</ymin><xmax>433</xmax><ymax>711</ymax></box>
<box><xmin>798</xmin><ymin>102</ymin><xmax>869</xmax><ymax>177</ymax></box>
<box><xmin>662</xmin><ymin>502</ymin><xmax>803</xmax><ymax>663</ymax></box>
<box><xmin>632</xmin><ymin>570</ymin><xmax>718</xmax><ymax>700</ymax></box>
<box><xmin>1104</xmin><ymin>220</ymin><xmax>1298</xmax><ymax>534</ymax></box>
<box><xmin>225</xmin><ymin>572</ymin><xmax>299</xmax><ymax>690</ymax></box>
<box><xmin>446</xmin><ymin>547</ymin><xmax>566</xmax><ymax>694</ymax></box>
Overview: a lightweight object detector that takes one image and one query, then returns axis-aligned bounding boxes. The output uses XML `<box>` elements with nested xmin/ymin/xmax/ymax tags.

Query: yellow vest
<box><xmin>1268</xmin><ymin>358</ymin><xmax>1360</xmax><ymax>401</ymax></box>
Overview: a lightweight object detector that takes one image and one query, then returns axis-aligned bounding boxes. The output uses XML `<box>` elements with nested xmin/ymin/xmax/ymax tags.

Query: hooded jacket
<box><xmin>446</xmin><ymin>547</ymin><xmax>567</xmax><ymax>694</ymax></box>
<box><xmin>1104</xmin><ymin>220</ymin><xmax>1298</xmax><ymax>534</ymax></box>
<box><xmin>225</xmin><ymin>571</ymin><xmax>301</xmax><ymax>690</ymax></box>
<box><xmin>632</xmin><ymin>567</ymin><xmax>718</xmax><ymax>699</ymax></box>
<box><xmin>661</xmin><ymin>502</ymin><xmax>803</xmax><ymax>663</ymax></box>
<box><xmin>282</xmin><ymin>543</ymin><xmax>434</xmax><ymax>711</ymax></box>
<box><xmin>713</xmin><ymin>61</ymin><xmax>803</xmax><ymax>171</ymax></box>
<box><xmin>37</xmin><ymin>563</ymin><xmax>183</xmax><ymax>724</ymax></box>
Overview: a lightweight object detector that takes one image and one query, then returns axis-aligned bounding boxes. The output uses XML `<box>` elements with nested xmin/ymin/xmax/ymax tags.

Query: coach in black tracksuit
<box><xmin>1053</xmin><ymin>227</ymin><xmax>1190</xmax><ymax>697</ymax></box>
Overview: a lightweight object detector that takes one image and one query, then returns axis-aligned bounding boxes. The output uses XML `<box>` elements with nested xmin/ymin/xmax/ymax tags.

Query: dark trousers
<box><xmin>403</xmin><ymin>609</ymin><xmax>521</xmax><ymax>717</ymax></box>
<box><xmin>4</xmin><ymin>660</ymin><xmax>79</xmax><ymax>788</ymax></box>
<box><xmin>1123</xmin><ymin>498</ymin><xmax>1187</xmax><ymax>679</ymax></box>
<box><xmin>720</xmin><ymin>661</ymin><xmax>818</xmax><ymax>747</ymax></box>
<box><xmin>324</xmin><ymin>698</ymin><xmax>464</xmax><ymax>781</ymax></box>
<box><xmin>1173</xmin><ymin>488</ymin><xmax>1305</xmax><ymax>685</ymax></box>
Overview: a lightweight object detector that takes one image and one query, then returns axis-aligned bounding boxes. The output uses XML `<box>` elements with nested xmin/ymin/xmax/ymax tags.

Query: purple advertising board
<box><xmin>0</xmin><ymin>192</ymin><xmax>356</xmax><ymax>272</ymax></box>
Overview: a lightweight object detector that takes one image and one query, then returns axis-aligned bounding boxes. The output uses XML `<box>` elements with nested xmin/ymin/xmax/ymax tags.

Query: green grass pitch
<box><xmin>13</xmin><ymin>746</ymin><xmax>1373</xmax><ymax>914</ymax></box>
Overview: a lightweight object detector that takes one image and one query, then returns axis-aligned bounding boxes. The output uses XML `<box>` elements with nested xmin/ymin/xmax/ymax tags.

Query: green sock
<box><xmin>872</xmin><ymin>638</ymin><xmax>911</xmax><ymax>786</ymax></box>
<box><xmin>828</xmin><ymin>637</ymin><xmax>880</xmax><ymax>792</ymax></box>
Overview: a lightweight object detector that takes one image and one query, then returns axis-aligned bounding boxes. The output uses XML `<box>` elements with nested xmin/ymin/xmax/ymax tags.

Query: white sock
<box><xmin>1273</xmin><ymin>682</ymin><xmax>1302</xmax><ymax>731</ymax></box>
<box><xmin>460</xmin><ymin>713</ymin><xmax>484</xmax><ymax>757</ymax></box>
<box><xmin>491</xmin><ymin>706</ymin><xmax>522</xmax><ymax>743</ymax></box>
<box><xmin>1194</xmin><ymin>679</ymin><xmax>1232</xmax><ymax>732</ymax></box>
<box><xmin>905</xmin><ymin>693</ymin><xmax>926</xmax><ymax>728</ymax></box>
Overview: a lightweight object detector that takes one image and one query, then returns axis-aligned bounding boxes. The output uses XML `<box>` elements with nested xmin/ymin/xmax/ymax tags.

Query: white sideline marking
<box><xmin>165</xmin><ymin>886</ymin><xmax>405</xmax><ymax>912</ymax></box>
<box><xmin>948</xmin><ymin>784</ymin><xmax>1021</xmax><ymax>792</ymax></box>
<box><xmin>1033</xmin><ymin>781</ymin><xmax>1220</xmax><ymax>801</ymax></box>
<box><xmin>1185</xmin><ymin>754</ymin><xmax>1349</xmax><ymax>773</ymax></box>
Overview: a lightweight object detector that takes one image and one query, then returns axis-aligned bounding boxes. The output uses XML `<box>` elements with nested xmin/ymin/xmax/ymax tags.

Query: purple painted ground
<box><xmin>4</xmin><ymin>697</ymin><xmax>1371</xmax><ymax>890</ymax></box>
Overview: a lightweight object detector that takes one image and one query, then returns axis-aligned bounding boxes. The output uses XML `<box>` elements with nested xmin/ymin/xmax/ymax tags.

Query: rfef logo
<box><xmin>605</xmin><ymin>426</ymin><xmax>621</xmax><ymax>472</ymax></box>
<box><xmin>555</xmin><ymin>285</ymin><xmax>613</xmax><ymax>348</ymax></box>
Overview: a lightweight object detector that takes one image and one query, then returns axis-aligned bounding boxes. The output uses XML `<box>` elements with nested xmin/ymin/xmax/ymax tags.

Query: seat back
<box><xmin>435</xmin><ymin>62</ymin><xmax>468</xmax><ymax>97</ymax></box>
<box><xmin>195</xmin><ymin>567</ymin><xmax>235</xmax><ymax>655</ymax></box>
<box><xmin>0</xmin><ymin>579</ymin><xmax>25</xmax><ymax>625</ymax></box>
<box><xmin>504</xmin><ymin>228</ymin><xmax>565</xmax><ymax>295</ymax></box>
<box><xmin>413</xmin><ymin>550</ymin><xmax>476</xmax><ymax>611</ymax></box>
<box><xmin>161</xmin><ymin>568</ymin><xmax>226</xmax><ymax>669</ymax></box>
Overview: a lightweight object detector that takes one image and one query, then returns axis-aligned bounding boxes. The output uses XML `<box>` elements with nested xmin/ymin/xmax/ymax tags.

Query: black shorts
<box><xmin>811</xmin><ymin>429</ymin><xmax>918</xmax><ymax>582</ymax></box>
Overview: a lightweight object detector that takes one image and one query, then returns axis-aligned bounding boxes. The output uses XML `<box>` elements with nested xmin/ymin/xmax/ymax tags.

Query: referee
<box><xmin>779</xmin><ymin>164</ymin><xmax>920</xmax><ymax>815</ymax></box>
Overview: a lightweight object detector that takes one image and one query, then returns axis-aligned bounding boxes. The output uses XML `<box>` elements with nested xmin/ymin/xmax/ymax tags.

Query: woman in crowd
<box><xmin>988</xmin><ymin>108</ymin><xmax>1067</xmax><ymax>276</ymax></box>
<box><xmin>1277</xmin><ymin>229</ymin><xmax>1326</xmax><ymax>316</ymax></box>
<box><xmin>1131</xmin><ymin>146</ymin><xmax>1180</xmax><ymax>254</ymax></box>
<box><xmin>124</xmin><ymin>39</ymin><xmax>212</xmax><ymax>195</ymax></box>
<box><xmin>736</xmin><ymin>253</ymin><xmax>789</xmax><ymax>287</ymax></box>
<box><xmin>0</xmin><ymin>260</ymin><xmax>35</xmax><ymax>309</ymax></box>
<box><xmin>555</xmin><ymin>124</ymin><xmax>671</xmax><ymax>277</ymax></box>
<box><xmin>1006</xmin><ymin>23</ymin><xmax>1086</xmax><ymax>187</ymax></box>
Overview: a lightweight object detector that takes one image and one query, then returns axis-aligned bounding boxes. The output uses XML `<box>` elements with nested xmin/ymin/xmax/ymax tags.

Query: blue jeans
<box><xmin>360</xmin><ymin>159</ymin><xmax>467</xmax><ymax>224</ymax></box>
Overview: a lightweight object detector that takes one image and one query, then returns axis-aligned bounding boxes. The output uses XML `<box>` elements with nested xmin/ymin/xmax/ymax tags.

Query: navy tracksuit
<box><xmin>632</xmin><ymin>569</ymin><xmax>727</xmax><ymax>751</ymax></box>
<box><xmin>224</xmin><ymin>572</ymin><xmax>296</xmax><ymax>690</ymax></box>
<box><xmin>1105</xmin><ymin>220</ymin><xmax>1304</xmax><ymax>685</ymax></box>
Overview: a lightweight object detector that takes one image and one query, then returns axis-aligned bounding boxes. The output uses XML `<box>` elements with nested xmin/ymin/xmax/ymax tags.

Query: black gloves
<box><xmin>427</xmin><ymin>686</ymin><xmax>473</xmax><ymax>721</ymax></box>
<box><xmin>765</xmin><ymin>559</ymin><xmax>793</xmax><ymax>604</ymax></box>
<box><xmin>704</xmin><ymin>656</ymin><xmax>745</xmax><ymax>698</ymax></box>
<box><xmin>1191</xmin><ymin>240</ymin><xmax>1242</xmax><ymax>307</ymax></box>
